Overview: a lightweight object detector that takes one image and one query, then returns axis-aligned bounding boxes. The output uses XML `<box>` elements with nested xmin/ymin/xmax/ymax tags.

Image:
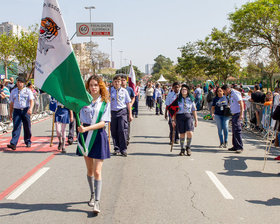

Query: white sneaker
<box><xmin>88</xmin><ymin>193</ymin><xmax>95</xmax><ymax>207</ymax></box>
<box><xmin>93</xmin><ymin>201</ymin><xmax>100</xmax><ymax>213</ymax></box>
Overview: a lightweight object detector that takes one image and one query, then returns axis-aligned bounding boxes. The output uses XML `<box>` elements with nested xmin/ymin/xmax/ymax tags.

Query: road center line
<box><xmin>205</xmin><ymin>171</ymin><xmax>234</xmax><ymax>200</ymax></box>
<box><xmin>7</xmin><ymin>167</ymin><xmax>50</xmax><ymax>200</ymax></box>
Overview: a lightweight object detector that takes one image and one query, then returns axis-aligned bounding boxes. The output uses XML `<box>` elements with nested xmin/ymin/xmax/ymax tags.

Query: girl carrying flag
<box><xmin>77</xmin><ymin>75</ymin><xmax>111</xmax><ymax>214</ymax></box>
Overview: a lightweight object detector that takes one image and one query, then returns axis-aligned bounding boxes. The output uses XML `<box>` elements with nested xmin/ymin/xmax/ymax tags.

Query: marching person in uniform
<box><xmin>55</xmin><ymin>101</ymin><xmax>73</xmax><ymax>153</ymax></box>
<box><xmin>7</xmin><ymin>76</ymin><xmax>34</xmax><ymax>150</ymax></box>
<box><xmin>174</xmin><ymin>84</ymin><xmax>198</xmax><ymax>156</ymax></box>
<box><xmin>154</xmin><ymin>83</ymin><xmax>163</xmax><ymax>115</ymax></box>
<box><xmin>132</xmin><ymin>81</ymin><xmax>141</xmax><ymax>118</ymax></box>
<box><xmin>145</xmin><ymin>81</ymin><xmax>154</xmax><ymax>110</ymax></box>
<box><xmin>110</xmin><ymin>75</ymin><xmax>132</xmax><ymax>157</ymax></box>
<box><xmin>121</xmin><ymin>75</ymin><xmax>135</xmax><ymax>146</ymax></box>
<box><xmin>77</xmin><ymin>75</ymin><xmax>111</xmax><ymax>214</ymax></box>
<box><xmin>165</xmin><ymin>82</ymin><xmax>180</xmax><ymax>144</ymax></box>
<box><xmin>221</xmin><ymin>84</ymin><xmax>244</xmax><ymax>153</ymax></box>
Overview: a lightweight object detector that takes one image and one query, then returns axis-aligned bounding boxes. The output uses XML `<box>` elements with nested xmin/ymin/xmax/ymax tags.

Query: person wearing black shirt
<box><xmin>211</xmin><ymin>87</ymin><xmax>230</xmax><ymax>148</ymax></box>
<box><xmin>250</xmin><ymin>85</ymin><xmax>265</xmax><ymax>129</ymax></box>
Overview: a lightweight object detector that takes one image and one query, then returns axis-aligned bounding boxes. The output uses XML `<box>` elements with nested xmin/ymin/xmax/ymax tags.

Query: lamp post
<box><xmin>119</xmin><ymin>50</ymin><xmax>123</xmax><ymax>69</ymax></box>
<box><xmin>108</xmin><ymin>38</ymin><xmax>114</xmax><ymax>68</ymax></box>
<box><xmin>84</xmin><ymin>6</ymin><xmax>95</xmax><ymax>42</ymax></box>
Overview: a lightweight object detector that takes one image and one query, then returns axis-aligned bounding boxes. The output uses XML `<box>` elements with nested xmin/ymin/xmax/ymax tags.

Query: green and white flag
<box><xmin>34</xmin><ymin>0</ymin><xmax>92</xmax><ymax>113</ymax></box>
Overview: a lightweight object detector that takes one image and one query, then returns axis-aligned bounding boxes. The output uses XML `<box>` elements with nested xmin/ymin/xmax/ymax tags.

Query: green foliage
<box><xmin>116</xmin><ymin>65</ymin><xmax>143</xmax><ymax>80</ymax></box>
<box><xmin>15</xmin><ymin>25</ymin><xmax>39</xmax><ymax>80</ymax></box>
<box><xmin>0</xmin><ymin>32</ymin><xmax>16</xmax><ymax>78</ymax></box>
<box><xmin>152</xmin><ymin>55</ymin><xmax>173</xmax><ymax>75</ymax></box>
<box><xmin>229</xmin><ymin>0</ymin><xmax>280</xmax><ymax>67</ymax></box>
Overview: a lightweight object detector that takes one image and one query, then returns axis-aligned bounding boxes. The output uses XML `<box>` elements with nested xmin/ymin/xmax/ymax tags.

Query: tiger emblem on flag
<box><xmin>38</xmin><ymin>17</ymin><xmax>60</xmax><ymax>55</ymax></box>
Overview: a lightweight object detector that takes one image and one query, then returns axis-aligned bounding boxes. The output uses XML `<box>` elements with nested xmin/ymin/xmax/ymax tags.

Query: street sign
<box><xmin>76</xmin><ymin>23</ymin><xmax>113</xmax><ymax>37</ymax></box>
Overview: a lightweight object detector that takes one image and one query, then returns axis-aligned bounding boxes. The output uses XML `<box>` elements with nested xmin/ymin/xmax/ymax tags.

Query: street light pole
<box><xmin>85</xmin><ymin>6</ymin><xmax>95</xmax><ymax>74</ymax></box>
<box><xmin>85</xmin><ymin>6</ymin><xmax>95</xmax><ymax>42</ymax></box>
<box><xmin>119</xmin><ymin>50</ymin><xmax>123</xmax><ymax>69</ymax></box>
<box><xmin>108</xmin><ymin>38</ymin><xmax>114</xmax><ymax>68</ymax></box>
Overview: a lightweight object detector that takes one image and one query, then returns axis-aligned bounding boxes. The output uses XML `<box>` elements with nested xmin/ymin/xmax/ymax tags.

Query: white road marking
<box><xmin>7</xmin><ymin>167</ymin><xmax>50</xmax><ymax>200</ymax></box>
<box><xmin>205</xmin><ymin>171</ymin><xmax>234</xmax><ymax>200</ymax></box>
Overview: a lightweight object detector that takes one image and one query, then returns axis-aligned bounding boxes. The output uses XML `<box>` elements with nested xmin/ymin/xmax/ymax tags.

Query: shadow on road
<box><xmin>130</xmin><ymin>141</ymin><xmax>168</xmax><ymax>145</ymax></box>
<box><xmin>246</xmin><ymin>198</ymin><xmax>280</xmax><ymax>206</ymax></box>
<box><xmin>218</xmin><ymin>170</ymin><xmax>279</xmax><ymax>178</ymax></box>
<box><xmin>129</xmin><ymin>152</ymin><xmax>178</xmax><ymax>157</ymax></box>
<box><xmin>133</xmin><ymin>136</ymin><xmax>168</xmax><ymax>139</ymax></box>
<box><xmin>0</xmin><ymin>201</ymin><xmax>98</xmax><ymax>218</ymax></box>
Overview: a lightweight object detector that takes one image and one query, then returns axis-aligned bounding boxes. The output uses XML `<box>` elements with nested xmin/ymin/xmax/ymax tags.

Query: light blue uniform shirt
<box><xmin>194</xmin><ymin>88</ymin><xmax>202</xmax><ymax>99</ymax></box>
<box><xmin>165</xmin><ymin>91</ymin><xmax>178</xmax><ymax>106</ymax></box>
<box><xmin>10</xmin><ymin>87</ymin><xmax>34</xmax><ymax>109</ymax></box>
<box><xmin>154</xmin><ymin>88</ymin><xmax>163</xmax><ymax>99</ymax></box>
<box><xmin>230</xmin><ymin>89</ymin><xmax>242</xmax><ymax>114</ymax></box>
<box><xmin>110</xmin><ymin>87</ymin><xmax>131</xmax><ymax>111</ymax></box>
<box><xmin>177</xmin><ymin>97</ymin><xmax>196</xmax><ymax>114</ymax></box>
<box><xmin>80</xmin><ymin>96</ymin><xmax>111</xmax><ymax>124</ymax></box>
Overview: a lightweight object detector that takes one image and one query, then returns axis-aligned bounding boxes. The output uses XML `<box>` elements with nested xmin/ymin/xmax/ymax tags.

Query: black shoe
<box><xmin>175</xmin><ymin>140</ymin><xmax>179</xmax><ymax>144</ymax></box>
<box><xmin>236</xmin><ymin>149</ymin><xmax>243</xmax><ymax>153</ymax></box>
<box><xmin>7</xmin><ymin>144</ymin><xmax>16</xmax><ymax>150</ymax></box>
<box><xmin>179</xmin><ymin>149</ymin><xmax>185</xmax><ymax>156</ymax></box>
<box><xmin>135</xmin><ymin>115</ymin><xmax>138</xmax><ymax>118</ymax></box>
<box><xmin>26</xmin><ymin>143</ymin><xmax>31</xmax><ymax>148</ymax></box>
<box><xmin>228</xmin><ymin>147</ymin><xmax>237</xmax><ymax>151</ymax></box>
<box><xmin>169</xmin><ymin>141</ymin><xmax>172</xmax><ymax>145</ymax></box>
<box><xmin>121</xmin><ymin>151</ymin><xmax>128</xmax><ymax>157</ymax></box>
<box><xmin>127</xmin><ymin>141</ymin><xmax>129</xmax><ymax>146</ymax></box>
<box><xmin>58</xmin><ymin>142</ymin><xmax>62</xmax><ymax>150</ymax></box>
<box><xmin>155</xmin><ymin>113</ymin><xmax>159</xmax><ymax>115</ymax></box>
<box><xmin>186</xmin><ymin>146</ymin><xmax>191</xmax><ymax>156</ymax></box>
<box><xmin>61</xmin><ymin>148</ymin><xmax>66</xmax><ymax>153</ymax></box>
<box><xmin>113</xmin><ymin>150</ymin><xmax>121</xmax><ymax>156</ymax></box>
<box><xmin>160</xmin><ymin>113</ymin><xmax>163</xmax><ymax>115</ymax></box>
<box><xmin>68</xmin><ymin>139</ymin><xmax>73</xmax><ymax>145</ymax></box>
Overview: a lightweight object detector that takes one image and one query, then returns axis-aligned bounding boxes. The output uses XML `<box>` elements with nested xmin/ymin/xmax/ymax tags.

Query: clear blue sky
<box><xmin>1</xmin><ymin>0</ymin><xmax>249</xmax><ymax>72</ymax></box>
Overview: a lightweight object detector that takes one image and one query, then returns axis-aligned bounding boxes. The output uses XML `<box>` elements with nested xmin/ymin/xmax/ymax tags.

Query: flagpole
<box><xmin>75</xmin><ymin>113</ymin><xmax>87</xmax><ymax>154</ymax></box>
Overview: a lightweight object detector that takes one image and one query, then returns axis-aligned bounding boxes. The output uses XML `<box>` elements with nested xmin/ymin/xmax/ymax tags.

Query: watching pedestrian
<box><xmin>221</xmin><ymin>84</ymin><xmax>244</xmax><ymax>153</ymax></box>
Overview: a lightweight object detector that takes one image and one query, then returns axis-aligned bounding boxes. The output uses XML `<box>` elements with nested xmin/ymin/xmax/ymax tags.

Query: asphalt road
<box><xmin>0</xmin><ymin>99</ymin><xmax>280</xmax><ymax>224</ymax></box>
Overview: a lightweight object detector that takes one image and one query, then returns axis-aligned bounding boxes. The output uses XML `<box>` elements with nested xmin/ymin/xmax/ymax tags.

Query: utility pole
<box><xmin>108</xmin><ymin>38</ymin><xmax>114</xmax><ymax>68</ymax></box>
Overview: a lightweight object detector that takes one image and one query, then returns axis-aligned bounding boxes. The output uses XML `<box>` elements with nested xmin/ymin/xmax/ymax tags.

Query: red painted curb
<box><xmin>0</xmin><ymin>116</ymin><xmax>52</xmax><ymax>137</ymax></box>
<box><xmin>0</xmin><ymin>152</ymin><xmax>58</xmax><ymax>201</ymax></box>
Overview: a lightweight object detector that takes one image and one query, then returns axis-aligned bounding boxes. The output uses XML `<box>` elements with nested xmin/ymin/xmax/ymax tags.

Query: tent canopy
<box><xmin>157</xmin><ymin>74</ymin><xmax>167</xmax><ymax>82</ymax></box>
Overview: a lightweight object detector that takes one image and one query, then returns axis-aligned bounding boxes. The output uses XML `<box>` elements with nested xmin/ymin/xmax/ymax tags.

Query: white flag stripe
<box><xmin>34</xmin><ymin>0</ymin><xmax>72</xmax><ymax>88</ymax></box>
<box><xmin>7</xmin><ymin>167</ymin><xmax>50</xmax><ymax>200</ymax></box>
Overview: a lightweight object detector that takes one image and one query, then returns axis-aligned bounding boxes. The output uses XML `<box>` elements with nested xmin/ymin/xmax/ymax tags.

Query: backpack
<box><xmin>206</xmin><ymin>91</ymin><xmax>214</xmax><ymax>103</ymax></box>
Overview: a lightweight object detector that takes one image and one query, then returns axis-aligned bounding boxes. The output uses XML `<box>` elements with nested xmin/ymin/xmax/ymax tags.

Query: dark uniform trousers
<box><xmin>156</xmin><ymin>97</ymin><xmax>163</xmax><ymax>114</ymax></box>
<box><xmin>232</xmin><ymin>113</ymin><xmax>243</xmax><ymax>149</ymax></box>
<box><xmin>168</xmin><ymin>115</ymin><xmax>179</xmax><ymax>142</ymax></box>
<box><xmin>111</xmin><ymin>108</ymin><xmax>128</xmax><ymax>153</ymax></box>
<box><xmin>132</xmin><ymin>96</ymin><xmax>139</xmax><ymax>116</ymax></box>
<box><xmin>68</xmin><ymin>112</ymin><xmax>78</xmax><ymax>140</ymax></box>
<box><xmin>11</xmin><ymin>108</ymin><xmax>31</xmax><ymax>146</ymax></box>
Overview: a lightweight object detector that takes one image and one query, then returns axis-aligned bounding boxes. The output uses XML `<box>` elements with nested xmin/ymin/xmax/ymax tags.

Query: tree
<box><xmin>176</xmin><ymin>42</ymin><xmax>208</xmax><ymax>82</ymax></box>
<box><xmin>229</xmin><ymin>0</ymin><xmax>280</xmax><ymax>69</ymax></box>
<box><xmin>116</xmin><ymin>65</ymin><xmax>143</xmax><ymax>80</ymax></box>
<box><xmin>14</xmin><ymin>25</ymin><xmax>39</xmax><ymax>80</ymax></box>
<box><xmin>152</xmin><ymin>55</ymin><xmax>173</xmax><ymax>75</ymax></box>
<box><xmin>197</xmin><ymin>27</ymin><xmax>242</xmax><ymax>81</ymax></box>
<box><xmin>0</xmin><ymin>33</ymin><xmax>16</xmax><ymax>78</ymax></box>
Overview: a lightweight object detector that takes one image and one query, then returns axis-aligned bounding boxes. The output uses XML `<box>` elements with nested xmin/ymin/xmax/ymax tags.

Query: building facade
<box><xmin>0</xmin><ymin>22</ymin><xmax>27</xmax><ymax>36</ymax></box>
<box><xmin>145</xmin><ymin>64</ymin><xmax>154</xmax><ymax>75</ymax></box>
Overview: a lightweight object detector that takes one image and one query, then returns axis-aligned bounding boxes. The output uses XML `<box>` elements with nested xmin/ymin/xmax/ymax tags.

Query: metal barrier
<box><xmin>0</xmin><ymin>93</ymin><xmax>52</xmax><ymax>133</ymax></box>
<box><xmin>203</xmin><ymin>95</ymin><xmax>275</xmax><ymax>138</ymax></box>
